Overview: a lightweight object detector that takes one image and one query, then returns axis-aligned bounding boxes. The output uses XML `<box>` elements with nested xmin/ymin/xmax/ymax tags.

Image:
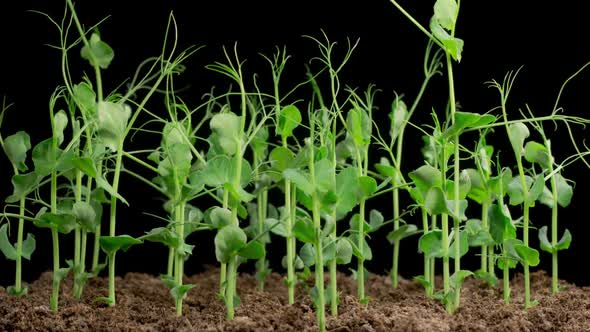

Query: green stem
<box><xmin>430</xmin><ymin>214</ymin><xmax>437</xmax><ymax>290</ymax></box>
<box><xmin>50</xmin><ymin>228</ymin><xmax>60</xmax><ymax>312</ymax></box>
<box><xmin>14</xmin><ymin>198</ymin><xmax>26</xmax><ymax>294</ymax></box>
<box><xmin>92</xmin><ymin>226</ymin><xmax>101</xmax><ymax>272</ymax></box>
<box><xmin>357</xmin><ymin>199</ymin><xmax>366</xmax><ymax>301</ymax></box>
<box><xmin>167</xmin><ymin>247</ymin><xmax>175</xmax><ymax>277</ymax></box>
<box><xmin>498</xmin><ymin>77</ymin><xmax>532</xmax><ymax>309</ymax></box>
<box><xmin>548</xmin><ymin>144</ymin><xmax>559</xmax><ymax>294</ymax></box>
<box><xmin>481</xmin><ymin>201</ymin><xmax>489</xmax><ymax>273</ymax></box>
<box><xmin>91</xmin><ymin>163</ymin><xmax>103</xmax><ymax>273</ymax></box>
<box><xmin>73</xmin><ymin>228</ymin><xmax>81</xmax><ymax>295</ymax></box>
<box><xmin>523</xmin><ymin>204</ymin><xmax>531</xmax><ymax>307</ymax></box>
<box><xmin>391</xmin><ymin>185</ymin><xmax>400</xmax><ymax>288</ymax></box>
<box><xmin>312</xmin><ymin>191</ymin><xmax>326</xmax><ymax>331</ymax></box>
<box><xmin>175</xmin><ymin>202</ymin><xmax>185</xmax><ymax>316</ymax></box>
<box><xmin>75</xmin><ymin>229</ymin><xmax>87</xmax><ymax>299</ymax></box>
<box><xmin>226</xmin><ymin>257</ymin><xmax>237</xmax><ymax>320</ymax></box>
<box><xmin>106</xmin><ymin>146</ymin><xmax>124</xmax><ymax>306</ymax></box>
<box><xmin>446</xmin><ymin>50</ymin><xmax>462</xmax><ymax>311</ymax></box>
<box><xmin>254</xmin><ymin>150</ymin><xmax>267</xmax><ymax>291</ymax></box>
<box><xmin>503</xmin><ymin>252</ymin><xmax>510</xmax><ymax>304</ymax></box>
<box><xmin>219</xmin><ymin>189</ymin><xmax>229</xmax><ymax>296</ymax></box>
<box><xmin>285</xmin><ymin>179</ymin><xmax>295</xmax><ymax>304</ymax></box>
<box><xmin>421</xmin><ymin>208</ymin><xmax>432</xmax><ymax>297</ymax></box>
<box><xmin>488</xmin><ymin>243</ymin><xmax>495</xmax><ymax>278</ymax></box>
<box><xmin>439</xmin><ymin>144</ymin><xmax>451</xmax><ymax>312</ymax></box>
<box><xmin>108</xmin><ymin>253</ymin><xmax>116</xmax><ymax>306</ymax></box>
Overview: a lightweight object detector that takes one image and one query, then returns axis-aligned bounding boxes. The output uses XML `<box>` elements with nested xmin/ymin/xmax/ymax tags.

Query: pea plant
<box><xmin>3</xmin><ymin>1</ymin><xmax>590</xmax><ymax>330</ymax></box>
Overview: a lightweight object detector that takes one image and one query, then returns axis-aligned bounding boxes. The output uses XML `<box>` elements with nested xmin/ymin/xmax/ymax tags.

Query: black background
<box><xmin>1</xmin><ymin>1</ymin><xmax>589</xmax><ymax>287</ymax></box>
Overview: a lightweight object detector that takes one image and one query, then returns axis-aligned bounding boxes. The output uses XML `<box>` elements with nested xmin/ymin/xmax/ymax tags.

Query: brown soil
<box><xmin>1</xmin><ymin>268</ymin><xmax>589</xmax><ymax>331</ymax></box>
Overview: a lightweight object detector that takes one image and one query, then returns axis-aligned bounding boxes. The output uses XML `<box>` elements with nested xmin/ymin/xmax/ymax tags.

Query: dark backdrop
<box><xmin>1</xmin><ymin>1</ymin><xmax>589</xmax><ymax>287</ymax></box>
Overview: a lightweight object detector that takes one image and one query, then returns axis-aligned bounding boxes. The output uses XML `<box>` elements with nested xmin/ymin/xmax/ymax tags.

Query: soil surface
<box><xmin>1</xmin><ymin>268</ymin><xmax>589</xmax><ymax>331</ymax></box>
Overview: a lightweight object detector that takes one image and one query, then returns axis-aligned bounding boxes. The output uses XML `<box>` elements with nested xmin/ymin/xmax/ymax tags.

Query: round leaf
<box><xmin>3</xmin><ymin>131</ymin><xmax>31</xmax><ymax>172</ymax></box>
<box><xmin>214</xmin><ymin>225</ymin><xmax>247</xmax><ymax>263</ymax></box>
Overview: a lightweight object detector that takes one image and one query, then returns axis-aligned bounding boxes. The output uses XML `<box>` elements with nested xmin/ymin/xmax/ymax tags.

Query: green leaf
<box><xmin>374</xmin><ymin>158</ymin><xmax>395</xmax><ymax>178</ymax></box>
<box><xmin>335</xmin><ymin>238</ymin><xmax>353</xmax><ymax>264</ymax></box>
<box><xmin>210</xmin><ymin>112</ymin><xmax>240</xmax><ymax>155</ymax></box>
<box><xmin>524</xmin><ymin>141</ymin><xmax>551</xmax><ymax>169</ymax></box>
<box><xmin>278</xmin><ymin>105</ymin><xmax>302</xmax><ymax>138</ymax></box>
<box><xmin>293</xmin><ymin>218</ymin><xmax>315</xmax><ymax>244</ymax></box>
<box><xmin>349</xmin><ymin>214</ymin><xmax>371</xmax><ymax>234</ymax></box>
<box><xmin>434</xmin><ymin>0</ymin><xmax>458</xmax><ymax>30</ymax></box>
<box><xmin>97</xmin><ymin>101</ymin><xmax>131</xmax><ymax>152</ymax></box>
<box><xmin>5</xmin><ymin>172</ymin><xmax>40</xmax><ymax>203</ymax></box>
<box><xmin>171</xmin><ymin>284</ymin><xmax>195</xmax><ymax>302</ymax></box>
<box><xmin>35</xmin><ymin>213</ymin><xmax>78</xmax><ymax>234</ymax></box>
<box><xmin>465</xmin><ymin>219</ymin><xmax>494</xmax><ymax>247</ymax></box>
<box><xmin>449</xmin><ymin>270</ymin><xmax>473</xmax><ymax>289</ymax></box>
<box><xmin>389</xmin><ymin>98</ymin><xmax>408</xmax><ymax>143</ymax></box>
<box><xmin>314</xmin><ymin>159</ymin><xmax>335</xmax><ymax>193</ymax></box>
<box><xmin>6</xmin><ymin>286</ymin><xmax>28</xmax><ymax>297</ymax></box>
<box><xmin>265</xmin><ymin>218</ymin><xmax>287</xmax><ymax>237</ymax></box>
<box><xmin>251</xmin><ymin>126</ymin><xmax>269</xmax><ymax>159</ymax></box>
<box><xmin>555</xmin><ymin>229</ymin><xmax>572</xmax><ymax>251</ymax></box>
<box><xmin>447</xmin><ymin>230</ymin><xmax>469</xmax><ymax>259</ymax></box>
<box><xmin>556</xmin><ymin>174</ymin><xmax>573</xmax><ymax>208</ymax></box>
<box><xmin>95</xmin><ymin>175</ymin><xmax>129</xmax><ymax>206</ymax></box>
<box><xmin>514</xmin><ymin>243</ymin><xmax>540</xmax><ymax>266</ymax></box>
<box><xmin>368</xmin><ymin>209</ymin><xmax>384</xmax><ymax>232</ymax></box>
<box><xmin>32</xmin><ymin>138</ymin><xmax>59</xmax><ymax>177</ymax></box>
<box><xmin>348</xmin><ymin>235</ymin><xmax>372</xmax><ymax>261</ymax></box>
<box><xmin>214</xmin><ymin>225</ymin><xmax>247</xmax><ymax>263</ymax></box>
<box><xmin>357</xmin><ymin>176</ymin><xmax>377</xmax><ymax>200</ymax></box>
<box><xmin>140</xmin><ymin>227</ymin><xmax>180</xmax><ymax>249</ymax></box>
<box><xmin>299</xmin><ymin>243</ymin><xmax>315</xmax><ymax>267</ymax></box>
<box><xmin>488</xmin><ymin>203</ymin><xmax>516</xmax><ymax>243</ymax></box>
<box><xmin>409</xmin><ymin>165</ymin><xmax>442</xmax><ymax>196</ymax></box>
<box><xmin>201</xmin><ymin>155</ymin><xmax>232</xmax><ymax>187</ymax></box>
<box><xmin>507</xmin><ymin>122</ymin><xmax>529</xmax><ymax>157</ymax></box>
<box><xmin>444</xmin><ymin>112</ymin><xmax>495</xmax><ymax>138</ymax></box>
<box><xmin>424</xmin><ymin>187</ymin><xmax>468</xmax><ymax>220</ymax></box>
<box><xmin>418</xmin><ymin>230</ymin><xmax>443</xmax><ymax>259</ymax></box>
<box><xmin>73</xmin><ymin>81</ymin><xmax>97</xmax><ymax>117</ymax></box>
<box><xmin>429</xmin><ymin>17</ymin><xmax>464</xmax><ymax>61</ymax></box>
<box><xmin>527</xmin><ymin>174</ymin><xmax>545</xmax><ymax>205</ymax></box>
<box><xmin>238</xmin><ymin>240</ymin><xmax>265</xmax><ymax>260</ymax></box>
<box><xmin>72</xmin><ymin>157</ymin><xmax>98</xmax><ymax>178</ymax></box>
<box><xmin>224</xmin><ymin>183</ymin><xmax>255</xmax><ymax>203</ymax></box>
<box><xmin>0</xmin><ymin>224</ymin><xmax>17</xmax><ymax>260</ymax></box>
<box><xmin>99</xmin><ymin>235</ymin><xmax>142</xmax><ymax>255</ymax></box>
<box><xmin>283</xmin><ymin>169</ymin><xmax>313</xmax><ymax>195</ymax></box>
<box><xmin>538</xmin><ymin>226</ymin><xmax>553</xmax><ymax>253</ymax></box>
<box><xmin>465</xmin><ymin>168</ymin><xmax>487</xmax><ymax>204</ymax></box>
<box><xmin>269</xmin><ymin>146</ymin><xmax>295</xmax><ymax>172</ymax></box>
<box><xmin>73</xmin><ymin>201</ymin><xmax>98</xmax><ymax>232</ymax></box>
<box><xmin>473</xmin><ymin>270</ymin><xmax>499</xmax><ymax>288</ymax></box>
<box><xmin>425</xmin><ymin>187</ymin><xmax>447</xmax><ymax>215</ymax></box>
<box><xmin>80</xmin><ymin>33</ymin><xmax>114</xmax><ymax>69</ymax></box>
<box><xmin>210</xmin><ymin>207</ymin><xmax>233</xmax><ymax>229</ymax></box>
<box><xmin>445</xmin><ymin>169</ymin><xmax>472</xmax><ymax>200</ymax></box>
<box><xmin>3</xmin><ymin>131</ymin><xmax>31</xmax><ymax>171</ymax></box>
<box><xmin>21</xmin><ymin>233</ymin><xmax>36</xmax><ymax>260</ymax></box>
<box><xmin>335</xmin><ymin>167</ymin><xmax>360</xmax><ymax>220</ymax></box>
<box><xmin>507</xmin><ymin>174</ymin><xmax>543</xmax><ymax>207</ymax></box>
<box><xmin>53</xmin><ymin>110</ymin><xmax>68</xmax><ymax>146</ymax></box>
<box><xmin>386</xmin><ymin>224</ymin><xmax>419</xmax><ymax>244</ymax></box>
<box><xmin>53</xmin><ymin>267</ymin><xmax>71</xmax><ymax>283</ymax></box>
<box><xmin>541</xmin><ymin>226</ymin><xmax>572</xmax><ymax>253</ymax></box>
<box><xmin>346</xmin><ymin>107</ymin><xmax>371</xmax><ymax>146</ymax></box>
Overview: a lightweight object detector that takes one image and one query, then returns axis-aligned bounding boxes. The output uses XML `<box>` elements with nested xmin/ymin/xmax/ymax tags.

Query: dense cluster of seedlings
<box><xmin>1</xmin><ymin>1</ymin><xmax>589</xmax><ymax>331</ymax></box>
